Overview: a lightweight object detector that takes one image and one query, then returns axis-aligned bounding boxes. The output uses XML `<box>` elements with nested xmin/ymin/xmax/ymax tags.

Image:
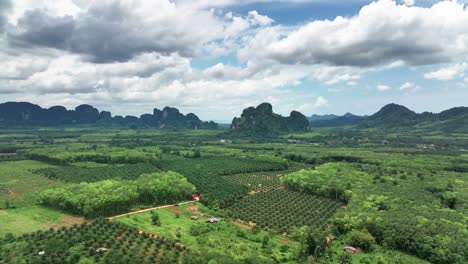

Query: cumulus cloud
<box><xmin>313</xmin><ymin>96</ymin><xmax>329</xmax><ymax>108</ymax></box>
<box><xmin>252</xmin><ymin>0</ymin><xmax>468</xmax><ymax>67</ymax></box>
<box><xmin>310</xmin><ymin>66</ymin><xmax>361</xmax><ymax>85</ymax></box>
<box><xmin>203</xmin><ymin>63</ymin><xmax>245</xmax><ymax>79</ymax></box>
<box><xmin>247</xmin><ymin>10</ymin><xmax>273</xmax><ymax>26</ymax></box>
<box><xmin>0</xmin><ymin>48</ymin><xmax>313</xmax><ymax>119</ymax></box>
<box><xmin>424</xmin><ymin>63</ymin><xmax>467</xmax><ymax>80</ymax></box>
<box><xmin>399</xmin><ymin>82</ymin><xmax>414</xmax><ymax>90</ymax></box>
<box><xmin>0</xmin><ymin>52</ymin><xmax>193</xmax><ymax>95</ymax></box>
<box><xmin>7</xmin><ymin>0</ymin><xmax>223</xmax><ymax>63</ymax></box>
<box><xmin>0</xmin><ymin>53</ymin><xmax>49</xmax><ymax>80</ymax></box>
<box><xmin>376</xmin><ymin>85</ymin><xmax>391</xmax><ymax>91</ymax></box>
<box><xmin>399</xmin><ymin>82</ymin><xmax>421</xmax><ymax>93</ymax></box>
<box><xmin>297</xmin><ymin>96</ymin><xmax>329</xmax><ymax>114</ymax></box>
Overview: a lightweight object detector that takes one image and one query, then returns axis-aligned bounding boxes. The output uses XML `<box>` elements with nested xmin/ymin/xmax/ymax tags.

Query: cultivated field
<box><xmin>0</xmin><ymin>128</ymin><xmax>466</xmax><ymax>263</ymax></box>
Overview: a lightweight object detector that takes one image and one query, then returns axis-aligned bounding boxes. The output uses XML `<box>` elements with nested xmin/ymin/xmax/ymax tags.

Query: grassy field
<box><xmin>0</xmin><ymin>205</ymin><xmax>84</xmax><ymax>237</ymax></box>
<box><xmin>0</xmin><ymin>160</ymin><xmax>62</xmax><ymax>209</ymax></box>
<box><xmin>116</xmin><ymin>203</ymin><xmax>301</xmax><ymax>263</ymax></box>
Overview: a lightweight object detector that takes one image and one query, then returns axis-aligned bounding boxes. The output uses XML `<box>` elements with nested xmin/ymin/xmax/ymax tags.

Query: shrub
<box><xmin>151</xmin><ymin>212</ymin><xmax>161</xmax><ymax>226</ymax></box>
<box><xmin>339</xmin><ymin>252</ymin><xmax>353</xmax><ymax>264</ymax></box>
<box><xmin>348</xmin><ymin>230</ymin><xmax>375</xmax><ymax>252</ymax></box>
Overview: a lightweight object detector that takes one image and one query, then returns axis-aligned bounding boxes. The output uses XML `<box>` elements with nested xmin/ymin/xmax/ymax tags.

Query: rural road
<box><xmin>108</xmin><ymin>198</ymin><xmax>199</xmax><ymax>221</ymax></box>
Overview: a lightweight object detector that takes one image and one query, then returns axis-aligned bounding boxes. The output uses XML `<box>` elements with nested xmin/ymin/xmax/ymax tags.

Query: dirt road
<box><xmin>108</xmin><ymin>199</ymin><xmax>198</xmax><ymax>221</ymax></box>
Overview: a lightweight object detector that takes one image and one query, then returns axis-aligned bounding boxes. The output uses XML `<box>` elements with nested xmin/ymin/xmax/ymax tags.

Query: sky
<box><xmin>1</xmin><ymin>0</ymin><xmax>468</xmax><ymax>122</ymax></box>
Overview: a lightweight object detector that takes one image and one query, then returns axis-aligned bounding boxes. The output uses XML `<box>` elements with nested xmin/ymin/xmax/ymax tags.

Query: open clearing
<box><xmin>116</xmin><ymin>203</ymin><xmax>300</xmax><ymax>262</ymax></box>
<box><xmin>0</xmin><ymin>160</ymin><xmax>61</xmax><ymax>209</ymax></box>
<box><xmin>0</xmin><ymin>205</ymin><xmax>84</xmax><ymax>237</ymax></box>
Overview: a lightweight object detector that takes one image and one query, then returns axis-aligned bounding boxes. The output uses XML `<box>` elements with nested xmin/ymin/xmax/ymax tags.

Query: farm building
<box><xmin>343</xmin><ymin>246</ymin><xmax>357</xmax><ymax>254</ymax></box>
<box><xmin>207</xmin><ymin>217</ymin><xmax>220</xmax><ymax>223</ymax></box>
<box><xmin>416</xmin><ymin>144</ymin><xmax>435</xmax><ymax>149</ymax></box>
<box><xmin>95</xmin><ymin>247</ymin><xmax>108</xmax><ymax>253</ymax></box>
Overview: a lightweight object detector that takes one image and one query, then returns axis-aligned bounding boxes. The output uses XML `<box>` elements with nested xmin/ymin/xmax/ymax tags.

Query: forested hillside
<box><xmin>0</xmin><ymin>102</ymin><xmax>217</xmax><ymax>129</ymax></box>
<box><xmin>308</xmin><ymin>103</ymin><xmax>468</xmax><ymax>132</ymax></box>
<box><xmin>231</xmin><ymin>103</ymin><xmax>309</xmax><ymax>136</ymax></box>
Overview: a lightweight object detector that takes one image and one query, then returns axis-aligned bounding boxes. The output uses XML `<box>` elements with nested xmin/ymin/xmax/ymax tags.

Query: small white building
<box><xmin>343</xmin><ymin>246</ymin><xmax>357</xmax><ymax>254</ymax></box>
<box><xmin>95</xmin><ymin>247</ymin><xmax>108</xmax><ymax>253</ymax></box>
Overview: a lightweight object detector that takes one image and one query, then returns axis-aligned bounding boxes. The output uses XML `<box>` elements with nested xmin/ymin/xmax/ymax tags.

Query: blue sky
<box><xmin>0</xmin><ymin>0</ymin><xmax>467</xmax><ymax>122</ymax></box>
<box><xmin>229</xmin><ymin>1</ymin><xmax>373</xmax><ymax>23</ymax></box>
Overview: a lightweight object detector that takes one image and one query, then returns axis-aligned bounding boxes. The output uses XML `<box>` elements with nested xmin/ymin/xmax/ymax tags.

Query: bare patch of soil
<box><xmin>7</xmin><ymin>190</ymin><xmax>22</xmax><ymax>199</ymax></box>
<box><xmin>43</xmin><ymin>215</ymin><xmax>85</xmax><ymax>229</ymax></box>
<box><xmin>232</xmin><ymin>220</ymin><xmax>252</xmax><ymax>230</ymax></box>
<box><xmin>169</xmin><ymin>206</ymin><xmax>182</xmax><ymax>214</ymax></box>
<box><xmin>185</xmin><ymin>205</ymin><xmax>198</xmax><ymax>212</ymax></box>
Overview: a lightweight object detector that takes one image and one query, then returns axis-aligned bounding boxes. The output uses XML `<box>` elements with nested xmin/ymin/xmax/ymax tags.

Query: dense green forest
<box><xmin>40</xmin><ymin>172</ymin><xmax>195</xmax><ymax>217</ymax></box>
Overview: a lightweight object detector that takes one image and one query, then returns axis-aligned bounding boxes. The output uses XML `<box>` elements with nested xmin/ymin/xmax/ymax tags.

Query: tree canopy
<box><xmin>40</xmin><ymin>171</ymin><xmax>195</xmax><ymax>217</ymax></box>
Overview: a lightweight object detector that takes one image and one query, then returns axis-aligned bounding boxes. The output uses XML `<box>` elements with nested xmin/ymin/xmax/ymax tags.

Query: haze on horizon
<box><xmin>1</xmin><ymin>0</ymin><xmax>468</xmax><ymax>122</ymax></box>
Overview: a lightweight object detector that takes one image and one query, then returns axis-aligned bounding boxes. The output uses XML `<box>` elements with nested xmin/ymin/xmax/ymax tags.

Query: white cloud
<box><xmin>7</xmin><ymin>0</ymin><xmax>81</xmax><ymax>23</ymax></box>
<box><xmin>310</xmin><ymin>66</ymin><xmax>361</xmax><ymax>85</ymax></box>
<box><xmin>6</xmin><ymin>0</ymin><xmax>231</xmax><ymax>62</ymax></box>
<box><xmin>203</xmin><ymin>63</ymin><xmax>247</xmax><ymax>79</ymax></box>
<box><xmin>249</xmin><ymin>0</ymin><xmax>468</xmax><ymax>67</ymax></box>
<box><xmin>376</xmin><ymin>85</ymin><xmax>391</xmax><ymax>91</ymax></box>
<box><xmin>297</xmin><ymin>96</ymin><xmax>329</xmax><ymax>113</ymax></box>
<box><xmin>225</xmin><ymin>16</ymin><xmax>251</xmax><ymax>37</ymax></box>
<box><xmin>424</xmin><ymin>63</ymin><xmax>467</xmax><ymax>80</ymax></box>
<box><xmin>247</xmin><ymin>10</ymin><xmax>274</xmax><ymax>26</ymax></box>
<box><xmin>399</xmin><ymin>82</ymin><xmax>421</xmax><ymax>93</ymax></box>
<box><xmin>0</xmin><ymin>54</ymin><xmax>50</xmax><ymax>80</ymax></box>
<box><xmin>314</xmin><ymin>96</ymin><xmax>329</xmax><ymax>108</ymax></box>
<box><xmin>399</xmin><ymin>82</ymin><xmax>414</xmax><ymax>90</ymax></box>
<box><xmin>0</xmin><ymin>47</ymin><xmax>315</xmax><ymax>119</ymax></box>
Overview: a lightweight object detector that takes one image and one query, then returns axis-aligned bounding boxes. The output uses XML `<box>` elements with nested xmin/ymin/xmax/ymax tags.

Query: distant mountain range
<box><xmin>308</xmin><ymin>114</ymin><xmax>341</xmax><ymax>122</ymax></box>
<box><xmin>232</xmin><ymin>102</ymin><xmax>468</xmax><ymax>134</ymax></box>
<box><xmin>1</xmin><ymin>101</ymin><xmax>466</xmax><ymax>133</ymax></box>
<box><xmin>309</xmin><ymin>113</ymin><xmax>365</xmax><ymax>127</ymax></box>
<box><xmin>309</xmin><ymin>103</ymin><xmax>468</xmax><ymax>132</ymax></box>
<box><xmin>358</xmin><ymin>103</ymin><xmax>468</xmax><ymax>132</ymax></box>
<box><xmin>0</xmin><ymin>102</ymin><xmax>217</xmax><ymax>129</ymax></box>
<box><xmin>231</xmin><ymin>103</ymin><xmax>309</xmax><ymax>136</ymax></box>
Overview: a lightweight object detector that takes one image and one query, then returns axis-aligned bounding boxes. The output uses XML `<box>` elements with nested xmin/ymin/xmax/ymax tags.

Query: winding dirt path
<box><xmin>108</xmin><ymin>199</ymin><xmax>198</xmax><ymax>221</ymax></box>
